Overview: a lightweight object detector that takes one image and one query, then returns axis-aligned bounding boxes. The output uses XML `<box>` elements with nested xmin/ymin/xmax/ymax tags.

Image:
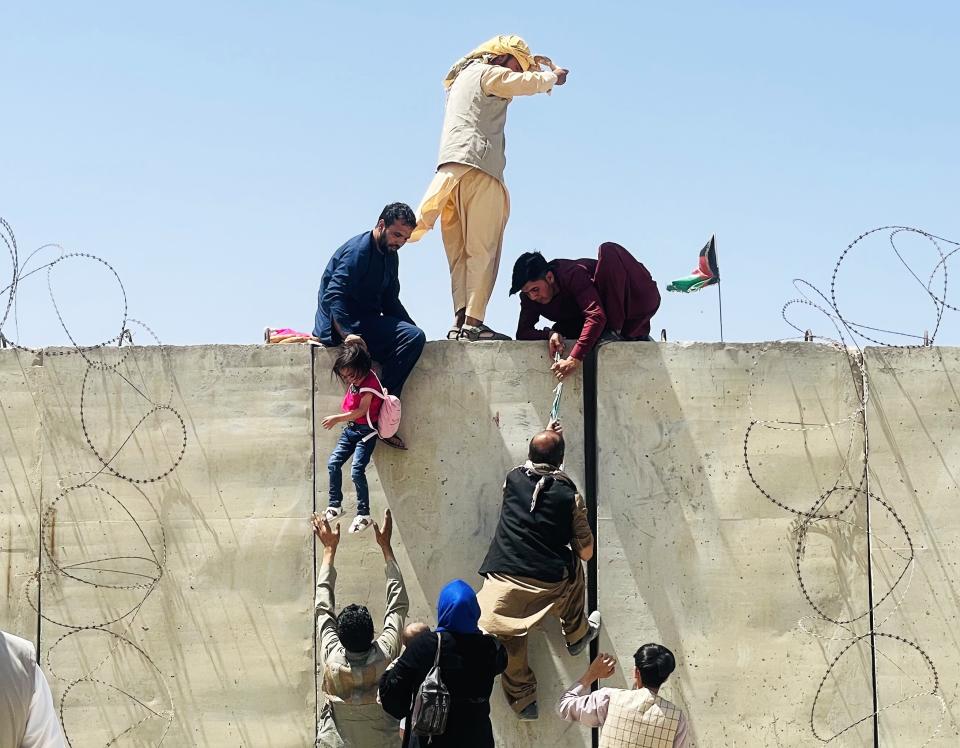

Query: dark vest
<box><xmin>479</xmin><ymin>467</ymin><xmax>577</xmax><ymax>583</ymax></box>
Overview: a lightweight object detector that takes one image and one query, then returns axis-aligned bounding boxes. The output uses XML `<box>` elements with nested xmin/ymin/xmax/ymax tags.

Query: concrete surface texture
<box><xmin>2</xmin><ymin>345</ymin><xmax>315</xmax><ymax>746</ymax></box>
<box><xmin>1</xmin><ymin>341</ymin><xmax>958</xmax><ymax>746</ymax></box>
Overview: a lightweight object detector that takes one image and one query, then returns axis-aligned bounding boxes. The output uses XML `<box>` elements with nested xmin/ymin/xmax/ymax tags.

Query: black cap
<box><xmin>509</xmin><ymin>251</ymin><xmax>549</xmax><ymax>295</ymax></box>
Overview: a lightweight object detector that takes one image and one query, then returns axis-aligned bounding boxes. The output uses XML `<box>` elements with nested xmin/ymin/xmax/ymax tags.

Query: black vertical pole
<box><xmin>310</xmin><ymin>347</ymin><xmax>319</xmax><ymax>741</ymax></box>
<box><xmin>582</xmin><ymin>349</ymin><xmax>600</xmax><ymax>748</ymax></box>
<box><xmin>862</xmin><ymin>407</ymin><xmax>880</xmax><ymax>747</ymax></box>
<box><xmin>717</xmin><ymin>282</ymin><xmax>725</xmax><ymax>343</ymax></box>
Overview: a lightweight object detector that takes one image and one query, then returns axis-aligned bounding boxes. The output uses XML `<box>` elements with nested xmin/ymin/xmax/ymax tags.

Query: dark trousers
<box><xmin>594</xmin><ymin>241</ymin><xmax>661</xmax><ymax>340</ymax></box>
<box><xmin>328</xmin><ymin>423</ymin><xmax>376</xmax><ymax>515</ymax></box>
<box><xmin>355</xmin><ymin>315</ymin><xmax>425</xmax><ymax>396</ymax></box>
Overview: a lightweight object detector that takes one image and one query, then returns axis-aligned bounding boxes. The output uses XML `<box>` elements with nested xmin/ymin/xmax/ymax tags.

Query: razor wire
<box><xmin>743</xmin><ymin>226</ymin><xmax>956</xmax><ymax>744</ymax></box>
<box><xmin>1</xmin><ymin>217</ymin><xmax>181</xmax><ymax>745</ymax></box>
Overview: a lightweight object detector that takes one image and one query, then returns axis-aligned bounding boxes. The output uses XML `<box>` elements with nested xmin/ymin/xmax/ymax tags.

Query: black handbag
<box><xmin>409</xmin><ymin>633</ymin><xmax>451</xmax><ymax>739</ymax></box>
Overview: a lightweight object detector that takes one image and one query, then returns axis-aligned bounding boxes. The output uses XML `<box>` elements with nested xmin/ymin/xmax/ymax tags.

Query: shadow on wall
<box><xmin>596</xmin><ymin>342</ymin><xmax>877</xmax><ymax>747</ymax></box>
<box><xmin>29</xmin><ymin>345</ymin><xmax>318</xmax><ymax>748</ymax></box>
<box><xmin>314</xmin><ymin>341</ymin><xmax>585</xmax><ymax>610</ymax></box>
<box><xmin>313</xmin><ymin>341</ymin><xmax>591</xmax><ymax>747</ymax></box>
<box><xmin>864</xmin><ymin>348</ymin><xmax>960</xmax><ymax>740</ymax></box>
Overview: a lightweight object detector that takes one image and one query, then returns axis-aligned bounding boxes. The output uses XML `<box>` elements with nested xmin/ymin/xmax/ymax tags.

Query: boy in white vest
<box><xmin>558</xmin><ymin>644</ymin><xmax>690</xmax><ymax>748</ymax></box>
<box><xmin>409</xmin><ymin>35</ymin><xmax>568</xmax><ymax>342</ymax></box>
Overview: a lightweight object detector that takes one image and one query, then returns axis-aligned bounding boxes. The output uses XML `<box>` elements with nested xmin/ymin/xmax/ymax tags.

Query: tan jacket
<box><xmin>436</xmin><ymin>62</ymin><xmax>556</xmax><ymax>182</ymax></box>
<box><xmin>315</xmin><ymin>560</ymin><xmax>409</xmax><ymax>747</ymax></box>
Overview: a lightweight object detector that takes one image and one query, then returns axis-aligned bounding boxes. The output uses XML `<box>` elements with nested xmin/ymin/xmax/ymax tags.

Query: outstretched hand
<box><xmin>312</xmin><ymin>513</ymin><xmax>340</xmax><ymax>552</ymax></box>
<box><xmin>551</xmin><ymin>356</ymin><xmax>581</xmax><ymax>381</ymax></box>
<box><xmin>583</xmin><ymin>652</ymin><xmax>617</xmax><ymax>684</ymax></box>
<box><xmin>321</xmin><ymin>414</ymin><xmax>341</xmax><ymax>430</ymax></box>
<box><xmin>547</xmin><ymin>419</ymin><xmax>564</xmax><ymax>436</ymax></box>
<box><xmin>374</xmin><ymin>508</ymin><xmax>394</xmax><ymax>559</ymax></box>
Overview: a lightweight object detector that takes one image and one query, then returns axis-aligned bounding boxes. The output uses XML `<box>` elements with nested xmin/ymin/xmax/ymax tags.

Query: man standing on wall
<box><xmin>313</xmin><ymin>509</ymin><xmax>409</xmax><ymax>747</ymax></box>
<box><xmin>511</xmin><ymin>243</ymin><xmax>661</xmax><ymax>380</ymax></box>
<box><xmin>409</xmin><ymin>35</ymin><xmax>569</xmax><ymax>342</ymax></box>
<box><xmin>1</xmin><ymin>629</ymin><xmax>67</xmax><ymax>747</ymax></box>
<box><xmin>313</xmin><ymin>203</ymin><xmax>426</xmax><ymax>449</ymax></box>
<box><xmin>476</xmin><ymin>420</ymin><xmax>601</xmax><ymax>720</ymax></box>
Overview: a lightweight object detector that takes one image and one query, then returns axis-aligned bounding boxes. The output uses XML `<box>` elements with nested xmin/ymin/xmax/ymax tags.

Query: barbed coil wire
<box><xmin>744</xmin><ymin>226</ymin><xmax>957</xmax><ymax>744</ymax></box>
<box><xmin>1</xmin><ymin>217</ymin><xmax>182</xmax><ymax>746</ymax></box>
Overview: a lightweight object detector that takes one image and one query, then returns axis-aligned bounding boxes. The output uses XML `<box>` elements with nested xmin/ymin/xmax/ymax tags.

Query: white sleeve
<box><xmin>21</xmin><ymin>666</ymin><xmax>66</xmax><ymax>748</ymax></box>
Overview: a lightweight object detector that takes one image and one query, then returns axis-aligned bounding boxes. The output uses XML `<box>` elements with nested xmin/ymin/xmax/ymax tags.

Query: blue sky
<box><xmin>2</xmin><ymin>2</ymin><xmax>958</xmax><ymax>348</ymax></box>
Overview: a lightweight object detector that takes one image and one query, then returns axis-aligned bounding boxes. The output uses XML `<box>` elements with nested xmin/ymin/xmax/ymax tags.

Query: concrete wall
<box><xmin>1</xmin><ymin>345</ymin><xmax>315</xmax><ymax>746</ymax></box>
<box><xmin>314</xmin><ymin>342</ymin><xmax>590</xmax><ymax>748</ymax></box>
<box><xmin>2</xmin><ymin>341</ymin><xmax>958</xmax><ymax>746</ymax></box>
<box><xmin>864</xmin><ymin>347</ymin><xmax>960</xmax><ymax>744</ymax></box>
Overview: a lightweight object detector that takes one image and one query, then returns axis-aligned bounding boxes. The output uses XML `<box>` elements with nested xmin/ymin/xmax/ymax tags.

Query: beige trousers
<box><xmin>478</xmin><ymin>562</ymin><xmax>589</xmax><ymax>713</ymax></box>
<box><xmin>413</xmin><ymin>165</ymin><xmax>509</xmax><ymax>322</ymax></box>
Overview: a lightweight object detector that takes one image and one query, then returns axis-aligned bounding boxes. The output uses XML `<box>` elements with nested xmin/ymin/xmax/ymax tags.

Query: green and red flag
<box><xmin>667</xmin><ymin>235</ymin><xmax>719</xmax><ymax>293</ymax></box>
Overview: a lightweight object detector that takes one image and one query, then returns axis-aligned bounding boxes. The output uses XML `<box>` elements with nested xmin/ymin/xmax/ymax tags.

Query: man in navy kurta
<box><xmin>314</xmin><ymin>204</ymin><xmax>426</xmax><ymax>441</ymax></box>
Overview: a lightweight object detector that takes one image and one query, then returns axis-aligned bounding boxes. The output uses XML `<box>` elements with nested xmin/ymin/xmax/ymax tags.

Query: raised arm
<box><xmin>312</xmin><ymin>514</ymin><xmax>342</xmax><ymax>659</ymax></box>
<box><xmin>481</xmin><ymin>67</ymin><xmax>561</xmax><ymax>98</ymax></box>
<box><xmin>373</xmin><ymin>509</ymin><xmax>409</xmax><ymax>660</ymax></box>
<box><xmin>557</xmin><ymin>654</ymin><xmax>617</xmax><ymax>726</ymax></box>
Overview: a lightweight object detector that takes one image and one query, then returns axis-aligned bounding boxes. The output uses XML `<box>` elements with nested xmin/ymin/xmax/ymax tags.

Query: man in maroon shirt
<box><xmin>510</xmin><ymin>243</ymin><xmax>661</xmax><ymax>380</ymax></box>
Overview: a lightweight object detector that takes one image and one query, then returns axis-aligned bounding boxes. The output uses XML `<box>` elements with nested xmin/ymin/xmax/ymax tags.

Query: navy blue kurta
<box><xmin>313</xmin><ymin>231</ymin><xmax>414</xmax><ymax>343</ymax></box>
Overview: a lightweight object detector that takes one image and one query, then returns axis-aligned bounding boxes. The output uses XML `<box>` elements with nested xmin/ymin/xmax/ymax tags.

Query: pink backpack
<box><xmin>359</xmin><ymin>373</ymin><xmax>401</xmax><ymax>442</ymax></box>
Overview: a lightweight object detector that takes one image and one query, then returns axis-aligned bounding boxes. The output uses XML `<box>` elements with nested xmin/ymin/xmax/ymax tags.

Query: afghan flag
<box><xmin>666</xmin><ymin>235</ymin><xmax>719</xmax><ymax>293</ymax></box>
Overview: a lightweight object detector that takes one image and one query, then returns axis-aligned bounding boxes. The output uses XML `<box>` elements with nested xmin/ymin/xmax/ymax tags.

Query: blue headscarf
<box><xmin>435</xmin><ymin>579</ymin><xmax>481</xmax><ymax>634</ymax></box>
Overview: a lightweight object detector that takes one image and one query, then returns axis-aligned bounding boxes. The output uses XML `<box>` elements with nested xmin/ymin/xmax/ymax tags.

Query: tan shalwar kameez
<box><xmin>410</xmin><ymin>66</ymin><xmax>557</xmax><ymax>322</ymax></box>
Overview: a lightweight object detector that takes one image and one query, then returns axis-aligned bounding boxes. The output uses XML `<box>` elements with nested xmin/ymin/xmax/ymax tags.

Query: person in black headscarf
<box><xmin>378</xmin><ymin>579</ymin><xmax>507</xmax><ymax>748</ymax></box>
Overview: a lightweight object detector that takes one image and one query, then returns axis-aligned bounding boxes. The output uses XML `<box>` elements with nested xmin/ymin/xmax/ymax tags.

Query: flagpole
<box><xmin>714</xmin><ymin>235</ymin><xmax>723</xmax><ymax>342</ymax></box>
<box><xmin>718</xmin><ymin>281</ymin><xmax>724</xmax><ymax>343</ymax></box>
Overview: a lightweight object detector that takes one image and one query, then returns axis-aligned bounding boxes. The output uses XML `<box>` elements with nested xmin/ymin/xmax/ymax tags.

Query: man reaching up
<box><xmin>410</xmin><ymin>35</ymin><xmax>569</xmax><ymax>342</ymax></box>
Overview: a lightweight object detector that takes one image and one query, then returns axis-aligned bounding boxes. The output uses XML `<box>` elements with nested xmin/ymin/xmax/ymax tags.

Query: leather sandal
<box><xmin>379</xmin><ymin>434</ymin><xmax>408</xmax><ymax>450</ymax></box>
<box><xmin>459</xmin><ymin>323</ymin><xmax>511</xmax><ymax>342</ymax></box>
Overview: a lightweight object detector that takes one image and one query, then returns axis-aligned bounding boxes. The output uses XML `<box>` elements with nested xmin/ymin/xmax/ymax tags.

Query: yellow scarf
<box><xmin>443</xmin><ymin>35</ymin><xmax>552</xmax><ymax>89</ymax></box>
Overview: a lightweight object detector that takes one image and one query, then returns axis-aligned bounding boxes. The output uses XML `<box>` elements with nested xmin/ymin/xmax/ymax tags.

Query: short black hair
<box><xmin>510</xmin><ymin>251</ymin><xmax>550</xmax><ymax>295</ymax></box>
<box><xmin>337</xmin><ymin>604</ymin><xmax>375</xmax><ymax>653</ymax></box>
<box><xmin>332</xmin><ymin>341</ymin><xmax>372</xmax><ymax>382</ymax></box>
<box><xmin>528</xmin><ymin>430</ymin><xmax>565</xmax><ymax>466</ymax></box>
<box><xmin>634</xmin><ymin>643</ymin><xmax>676</xmax><ymax>689</ymax></box>
<box><xmin>378</xmin><ymin>202</ymin><xmax>416</xmax><ymax>229</ymax></box>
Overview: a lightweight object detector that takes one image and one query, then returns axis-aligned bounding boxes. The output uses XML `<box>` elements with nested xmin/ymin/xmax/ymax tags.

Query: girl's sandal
<box><xmin>379</xmin><ymin>434</ymin><xmax>407</xmax><ymax>450</ymax></box>
<box><xmin>349</xmin><ymin>515</ymin><xmax>374</xmax><ymax>534</ymax></box>
<box><xmin>323</xmin><ymin>506</ymin><xmax>344</xmax><ymax>522</ymax></box>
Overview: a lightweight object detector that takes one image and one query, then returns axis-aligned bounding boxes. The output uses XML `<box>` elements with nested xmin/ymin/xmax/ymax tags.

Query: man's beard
<box><xmin>377</xmin><ymin>231</ymin><xmax>401</xmax><ymax>253</ymax></box>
